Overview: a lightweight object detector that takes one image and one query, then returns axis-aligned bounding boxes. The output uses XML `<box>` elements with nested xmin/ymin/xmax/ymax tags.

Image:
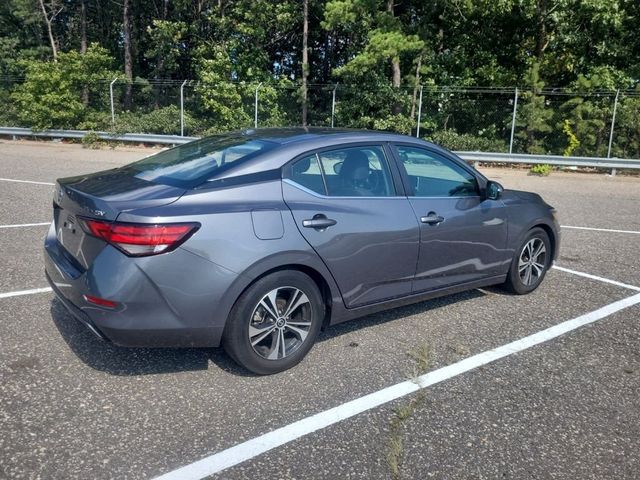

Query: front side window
<box><xmin>394</xmin><ymin>146</ymin><xmax>478</xmax><ymax>197</ymax></box>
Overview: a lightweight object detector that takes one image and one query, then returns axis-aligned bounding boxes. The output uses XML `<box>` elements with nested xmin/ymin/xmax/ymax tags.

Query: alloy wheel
<box><xmin>248</xmin><ymin>286</ymin><xmax>313</xmax><ymax>360</ymax></box>
<box><xmin>518</xmin><ymin>238</ymin><xmax>547</xmax><ymax>286</ymax></box>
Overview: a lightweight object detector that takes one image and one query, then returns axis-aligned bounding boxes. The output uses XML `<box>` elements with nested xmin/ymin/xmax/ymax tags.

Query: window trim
<box><xmin>282</xmin><ymin>142</ymin><xmax>404</xmax><ymax>199</ymax></box>
<box><xmin>390</xmin><ymin>143</ymin><xmax>486</xmax><ymax>199</ymax></box>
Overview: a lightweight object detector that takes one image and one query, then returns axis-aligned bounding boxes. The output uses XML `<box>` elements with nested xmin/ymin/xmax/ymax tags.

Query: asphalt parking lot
<box><xmin>1</xmin><ymin>140</ymin><xmax>639</xmax><ymax>480</ymax></box>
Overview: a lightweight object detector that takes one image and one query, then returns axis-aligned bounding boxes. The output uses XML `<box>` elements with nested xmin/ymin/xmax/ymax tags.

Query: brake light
<box><xmin>79</xmin><ymin>218</ymin><xmax>199</xmax><ymax>256</ymax></box>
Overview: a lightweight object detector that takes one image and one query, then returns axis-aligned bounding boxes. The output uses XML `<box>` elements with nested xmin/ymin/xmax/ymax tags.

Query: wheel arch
<box><xmin>220</xmin><ymin>253</ymin><xmax>340</xmax><ymax>339</ymax></box>
<box><xmin>530</xmin><ymin>222</ymin><xmax>558</xmax><ymax>262</ymax></box>
<box><xmin>512</xmin><ymin>216</ymin><xmax>558</xmax><ymax>263</ymax></box>
<box><xmin>246</xmin><ymin>264</ymin><xmax>334</xmax><ymax>329</ymax></box>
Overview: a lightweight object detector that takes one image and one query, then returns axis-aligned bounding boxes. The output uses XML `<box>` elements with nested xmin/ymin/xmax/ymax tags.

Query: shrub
<box><xmin>112</xmin><ymin>106</ymin><xmax>190</xmax><ymax>135</ymax></box>
<box><xmin>529</xmin><ymin>163</ymin><xmax>552</xmax><ymax>176</ymax></box>
<box><xmin>81</xmin><ymin>132</ymin><xmax>104</xmax><ymax>149</ymax></box>
<box><xmin>372</xmin><ymin>114</ymin><xmax>415</xmax><ymax>135</ymax></box>
<box><xmin>428</xmin><ymin>130</ymin><xmax>508</xmax><ymax>152</ymax></box>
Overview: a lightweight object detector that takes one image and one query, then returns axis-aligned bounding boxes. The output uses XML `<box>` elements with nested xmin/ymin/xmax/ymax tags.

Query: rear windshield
<box><xmin>129</xmin><ymin>135</ymin><xmax>277</xmax><ymax>188</ymax></box>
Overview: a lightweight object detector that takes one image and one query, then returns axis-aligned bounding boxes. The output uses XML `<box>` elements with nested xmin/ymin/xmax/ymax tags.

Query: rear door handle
<box><xmin>302</xmin><ymin>214</ymin><xmax>337</xmax><ymax>230</ymax></box>
<box><xmin>420</xmin><ymin>212</ymin><xmax>444</xmax><ymax>225</ymax></box>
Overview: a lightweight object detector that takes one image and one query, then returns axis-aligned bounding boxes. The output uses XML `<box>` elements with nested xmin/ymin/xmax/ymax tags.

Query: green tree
<box><xmin>559</xmin><ymin>67</ymin><xmax>631</xmax><ymax>157</ymax></box>
<box><xmin>516</xmin><ymin>63</ymin><xmax>553</xmax><ymax>154</ymax></box>
<box><xmin>11</xmin><ymin>44</ymin><xmax>117</xmax><ymax>129</ymax></box>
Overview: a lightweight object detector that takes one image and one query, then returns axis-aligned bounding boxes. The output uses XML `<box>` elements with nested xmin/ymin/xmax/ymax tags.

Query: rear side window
<box><xmin>287</xmin><ymin>145</ymin><xmax>395</xmax><ymax>197</ymax></box>
<box><xmin>289</xmin><ymin>154</ymin><xmax>326</xmax><ymax>195</ymax></box>
<box><xmin>129</xmin><ymin>135</ymin><xmax>277</xmax><ymax>188</ymax></box>
<box><xmin>394</xmin><ymin>146</ymin><xmax>479</xmax><ymax>197</ymax></box>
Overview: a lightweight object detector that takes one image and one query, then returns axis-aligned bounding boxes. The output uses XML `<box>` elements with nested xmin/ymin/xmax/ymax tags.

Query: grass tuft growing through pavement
<box><xmin>386</xmin><ymin>344</ymin><xmax>431</xmax><ymax>479</ymax></box>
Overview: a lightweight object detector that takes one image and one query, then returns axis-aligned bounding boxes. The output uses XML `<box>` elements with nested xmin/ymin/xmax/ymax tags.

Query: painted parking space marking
<box><xmin>0</xmin><ymin>222</ymin><xmax>51</xmax><ymax>229</ymax></box>
<box><xmin>561</xmin><ymin>225</ymin><xmax>640</xmax><ymax>235</ymax></box>
<box><xmin>552</xmin><ymin>265</ymin><xmax>640</xmax><ymax>292</ymax></box>
<box><xmin>0</xmin><ymin>177</ymin><xmax>54</xmax><ymax>186</ymax></box>
<box><xmin>0</xmin><ymin>287</ymin><xmax>52</xmax><ymax>299</ymax></box>
<box><xmin>152</xmin><ymin>291</ymin><xmax>640</xmax><ymax>480</ymax></box>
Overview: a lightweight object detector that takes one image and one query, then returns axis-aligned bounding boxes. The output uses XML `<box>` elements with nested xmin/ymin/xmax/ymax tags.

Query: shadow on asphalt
<box><xmin>50</xmin><ymin>288</ymin><xmax>489</xmax><ymax>377</ymax></box>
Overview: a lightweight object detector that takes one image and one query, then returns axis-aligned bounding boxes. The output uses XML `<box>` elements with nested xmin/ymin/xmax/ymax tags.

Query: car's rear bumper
<box><xmin>45</xmin><ymin>270</ymin><xmax>109</xmax><ymax>342</ymax></box>
<box><xmin>44</xmin><ymin>223</ymin><xmax>232</xmax><ymax>347</ymax></box>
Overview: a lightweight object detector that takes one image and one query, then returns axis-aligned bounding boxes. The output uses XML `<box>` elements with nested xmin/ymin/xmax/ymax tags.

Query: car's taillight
<box><xmin>79</xmin><ymin>218</ymin><xmax>199</xmax><ymax>257</ymax></box>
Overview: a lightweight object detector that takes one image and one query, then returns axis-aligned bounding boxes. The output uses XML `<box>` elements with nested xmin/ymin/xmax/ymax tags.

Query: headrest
<box><xmin>340</xmin><ymin>150</ymin><xmax>369</xmax><ymax>181</ymax></box>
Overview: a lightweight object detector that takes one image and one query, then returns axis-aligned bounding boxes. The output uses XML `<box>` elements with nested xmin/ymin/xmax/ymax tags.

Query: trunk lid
<box><xmin>53</xmin><ymin>167</ymin><xmax>186</xmax><ymax>269</ymax></box>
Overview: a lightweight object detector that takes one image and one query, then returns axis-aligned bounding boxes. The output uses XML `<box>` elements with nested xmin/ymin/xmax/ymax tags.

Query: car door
<box><xmin>391</xmin><ymin>144</ymin><xmax>510</xmax><ymax>293</ymax></box>
<box><xmin>282</xmin><ymin>144</ymin><xmax>420</xmax><ymax>308</ymax></box>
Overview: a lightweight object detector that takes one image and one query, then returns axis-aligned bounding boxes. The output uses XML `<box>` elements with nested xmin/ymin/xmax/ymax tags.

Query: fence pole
<box><xmin>331</xmin><ymin>84</ymin><xmax>338</xmax><ymax>128</ymax></box>
<box><xmin>109</xmin><ymin>78</ymin><xmax>118</xmax><ymax>127</ymax></box>
<box><xmin>416</xmin><ymin>85</ymin><xmax>424</xmax><ymax>138</ymax></box>
<box><xmin>254</xmin><ymin>83</ymin><xmax>262</xmax><ymax>129</ymax></box>
<box><xmin>180</xmin><ymin>80</ymin><xmax>187</xmax><ymax>137</ymax></box>
<box><xmin>509</xmin><ymin>87</ymin><xmax>518</xmax><ymax>154</ymax></box>
<box><xmin>607</xmin><ymin>89</ymin><xmax>620</xmax><ymax>176</ymax></box>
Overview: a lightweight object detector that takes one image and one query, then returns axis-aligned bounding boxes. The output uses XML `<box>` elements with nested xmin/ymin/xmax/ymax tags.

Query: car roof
<box><xmin>235</xmin><ymin>127</ymin><xmax>429</xmax><ymax>145</ymax></box>
<box><xmin>202</xmin><ymin>127</ymin><xmax>455</xmax><ymax>183</ymax></box>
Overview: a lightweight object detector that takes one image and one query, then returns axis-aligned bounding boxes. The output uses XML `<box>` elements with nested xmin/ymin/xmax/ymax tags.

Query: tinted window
<box><xmin>129</xmin><ymin>135</ymin><xmax>277</xmax><ymax>188</ymax></box>
<box><xmin>288</xmin><ymin>154</ymin><xmax>326</xmax><ymax>195</ymax></box>
<box><xmin>318</xmin><ymin>146</ymin><xmax>394</xmax><ymax>197</ymax></box>
<box><xmin>394</xmin><ymin>146</ymin><xmax>478</xmax><ymax>197</ymax></box>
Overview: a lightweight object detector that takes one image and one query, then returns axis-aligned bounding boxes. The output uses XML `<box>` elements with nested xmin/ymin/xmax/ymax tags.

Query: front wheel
<box><xmin>503</xmin><ymin>227</ymin><xmax>551</xmax><ymax>294</ymax></box>
<box><xmin>223</xmin><ymin>270</ymin><xmax>324</xmax><ymax>375</ymax></box>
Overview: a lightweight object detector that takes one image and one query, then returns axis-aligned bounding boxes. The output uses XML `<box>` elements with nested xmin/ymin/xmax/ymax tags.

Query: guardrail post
<box><xmin>109</xmin><ymin>78</ymin><xmax>118</xmax><ymax>127</ymax></box>
<box><xmin>331</xmin><ymin>84</ymin><xmax>338</xmax><ymax>128</ymax></box>
<box><xmin>254</xmin><ymin>83</ymin><xmax>262</xmax><ymax>129</ymax></box>
<box><xmin>509</xmin><ymin>87</ymin><xmax>518</xmax><ymax>154</ymax></box>
<box><xmin>607</xmin><ymin>89</ymin><xmax>620</xmax><ymax>176</ymax></box>
<box><xmin>416</xmin><ymin>85</ymin><xmax>424</xmax><ymax>138</ymax></box>
<box><xmin>180</xmin><ymin>80</ymin><xmax>187</xmax><ymax>137</ymax></box>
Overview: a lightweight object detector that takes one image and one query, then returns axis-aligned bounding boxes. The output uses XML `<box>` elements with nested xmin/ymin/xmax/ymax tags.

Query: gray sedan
<box><xmin>44</xmin><ymin>129</ymin><xmax>559</xmax><ymax>374</ymax></box>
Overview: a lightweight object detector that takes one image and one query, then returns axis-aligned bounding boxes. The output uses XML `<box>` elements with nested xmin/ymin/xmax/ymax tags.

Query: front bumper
<box><xmin>44</xmin><ymin>223</ymin><xmax>234</xmax><ymax>347</ymax></box>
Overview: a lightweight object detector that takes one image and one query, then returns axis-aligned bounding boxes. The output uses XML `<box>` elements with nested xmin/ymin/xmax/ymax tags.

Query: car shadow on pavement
<box><xmin>51</xmin><ymin>289</ymin><xmax>487</xmax><ymax>377</ymax></box>
<box><xmin>317</xmin><ymin>289</ymin><xmax>486</xmax><ymax>342</ymax></box>
<box><xmin>50</xmin><ymin>298</ymin><xmax>214</xmax><ymax>376</ymax></box>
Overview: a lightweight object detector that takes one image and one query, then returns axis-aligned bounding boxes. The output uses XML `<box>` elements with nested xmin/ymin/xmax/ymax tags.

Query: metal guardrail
<box><xmin>2</xmin><ymin>126</ymin><xmax>639</xmax><ymax>169</ymax></box>
<box><xmin>0</xmin><ymin>127</ymin><xmax>197</xmax><ymax>145</ymax></box>
<box><xmin>457</xmin><ymin>151</ymin><xmax>640</xmax><ymax>170</ymax></box>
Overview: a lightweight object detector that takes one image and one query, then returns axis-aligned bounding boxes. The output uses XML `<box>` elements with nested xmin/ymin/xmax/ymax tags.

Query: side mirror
<box><xmin>486</xmin><ymin>180</ymin><xmax>503</xmax><ymax>200</ymax></box>
<box><xmin>333</xmin><ymin>161</ymin><xmax>343</xmax><ymax>174</ymax></box>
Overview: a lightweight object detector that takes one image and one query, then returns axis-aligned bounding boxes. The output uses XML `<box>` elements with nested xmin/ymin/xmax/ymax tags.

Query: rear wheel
<box><xmin>223</xmin><ymin>270</ymin><xmax>324</xmax><ymax>375</ymax></box>
<box><xmin>503</xmin><ymin>227</ymin><xmax>551</xmax><ymax>294</ymax></box>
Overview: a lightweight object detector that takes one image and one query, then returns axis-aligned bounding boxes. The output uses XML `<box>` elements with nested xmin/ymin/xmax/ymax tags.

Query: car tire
<box><xmin>223</xmin><ymin>270</ymin><xmax>324</xmax><ymax>375</ymax></box>
<box><xmin>503</xmin><ymin>227</ymin><xmax>551</xmax><ymax>295</ymax></box>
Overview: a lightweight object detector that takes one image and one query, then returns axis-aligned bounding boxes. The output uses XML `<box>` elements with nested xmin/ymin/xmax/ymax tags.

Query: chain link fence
<box><xmin>1</xmin><ymin>78</ymin><xmax>639</xmax><ymax>158</ymax></box>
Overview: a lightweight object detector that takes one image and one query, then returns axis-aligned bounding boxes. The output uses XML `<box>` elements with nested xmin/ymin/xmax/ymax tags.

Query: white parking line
<box><xmin>152</xmin><ymin>292</ymin><xmax>640</xmax><ymax>480</ymax></box>
<box><xmin>552</xmin><ymin>265</ymin><xmax>640</xmax><ymax>292</ymax></box>
<box><xmin>561</xmin><ymin>225</ymin><xmax>640</xmax><ymax>235</ymax></box>
<box><xmin>0</xmin><ymin>222</ymin><xmax>51</xmax><ymax>229</ymax></box>
<box><xmin>0</xmin><ymin>287</ymin><xmax>52</xmax><ymax>299</ymax></box>
<box><xmin>0</xmin><ymin>177</ymin><xmax>54</xmax><ymax>186</ymax></box>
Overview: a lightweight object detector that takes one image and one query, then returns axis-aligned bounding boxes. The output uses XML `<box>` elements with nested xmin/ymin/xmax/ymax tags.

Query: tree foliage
<box><xmin>0</xmin><ymin>0</ymin><xmax>638</xmax><ymax>155</ymax></box>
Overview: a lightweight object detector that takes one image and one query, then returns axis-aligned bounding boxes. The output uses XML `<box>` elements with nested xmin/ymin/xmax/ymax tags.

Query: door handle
<box><xmin>303</xmin><ymin>214</ymin><xmax>337</xmax><ymax>230</ymax></box>
<box><xmin>420</xmin><ymin>212</ymin><xmax>444</xmax><ymax>225</ymax></box>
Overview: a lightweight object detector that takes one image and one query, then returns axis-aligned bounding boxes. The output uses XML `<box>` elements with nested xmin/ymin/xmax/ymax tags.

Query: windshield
<box><xmin>129</xmin><ymin>135</ymin><xmax>278</xmax><ymax>188</ymax></box>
